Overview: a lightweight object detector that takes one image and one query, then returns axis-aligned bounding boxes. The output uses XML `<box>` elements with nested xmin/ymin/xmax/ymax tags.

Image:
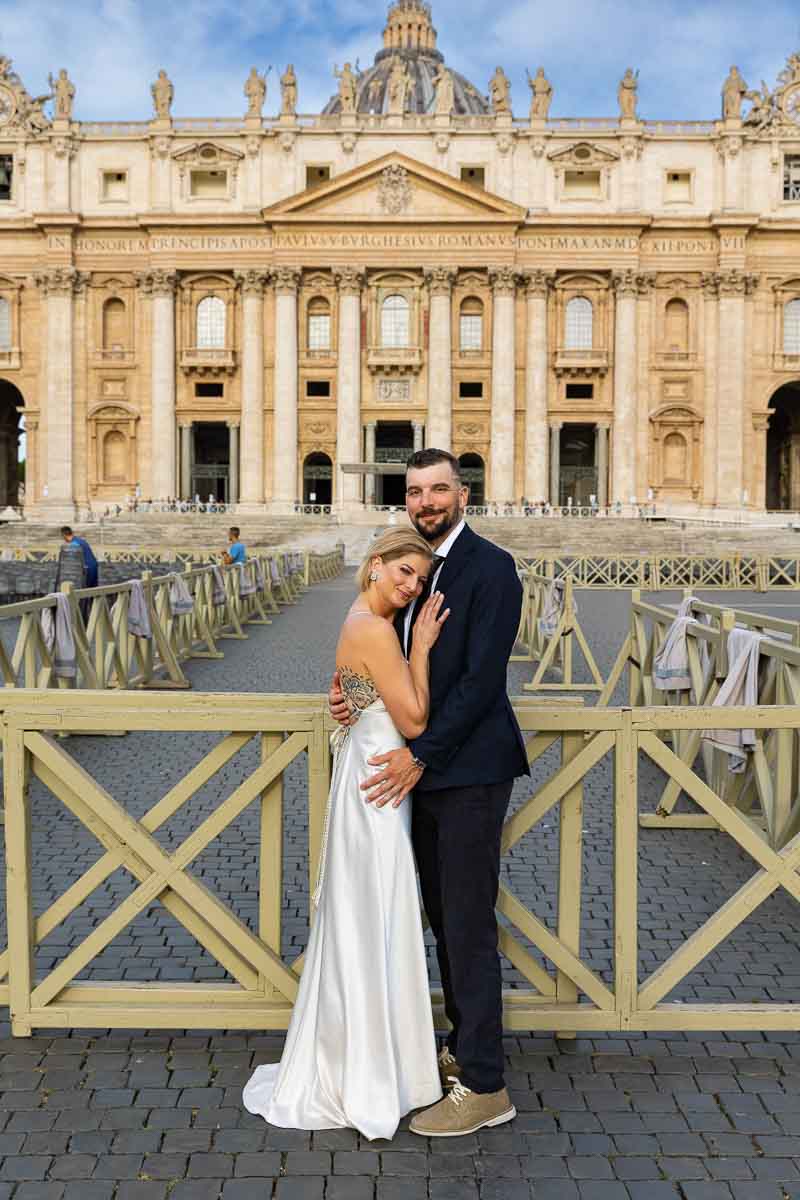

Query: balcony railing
<box><xmin>366</xmin><ymin>346</ymin><xmax>423</xmax><ymax>375</ymax></box>
<box><xmin>92</xmin><ymin>349</ymin><xmax>136</xmax><ymax>365</ymax></box>
<box><xmin>554</xmin><ymin>347</ymin><xmax>610</xmax><ymax>376</ymax></box>
<box><xmin>180</xmin><ymin>347</ymin><xmax>237</xmax><ymax>376</ymax></box>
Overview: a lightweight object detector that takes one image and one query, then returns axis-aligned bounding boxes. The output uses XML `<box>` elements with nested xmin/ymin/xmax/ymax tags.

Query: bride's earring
<box><xmin>369</xmin><ymin>571</ymin><xmax>379</xmax><ymax>582</ymax></box>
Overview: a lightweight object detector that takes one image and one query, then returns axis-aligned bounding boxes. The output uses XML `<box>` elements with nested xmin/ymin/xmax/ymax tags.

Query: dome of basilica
<box><xmin>323</xmin><ymin>1</ymin><xmax>490</xmax><ymax>117</ymax></box>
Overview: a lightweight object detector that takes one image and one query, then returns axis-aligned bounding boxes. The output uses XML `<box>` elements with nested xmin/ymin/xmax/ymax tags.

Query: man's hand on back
<box><xmin>329</xmin><ymin>669</ymin><xmax>355</xmax><ymax>727</ymax></box>
<box><xmin>361</xmin><ymin>747</ymin><xmax>423</xmax><ymax>809</ymax></box>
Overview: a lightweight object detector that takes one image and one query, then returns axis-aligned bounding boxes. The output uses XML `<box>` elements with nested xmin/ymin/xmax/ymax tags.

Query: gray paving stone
<box><xmin>187</xmin><ymin>1153</ymin><xmax>235</xmax><ymax>1178</ymax></box>
<box><xmin>326</xmin><ymin>1180</ymin><xmax>374</xmax><ymax>1200</ymax></box>
<box><xmin>274</xmin><ymin>1180</ymin><xmax>325</xmax><ymax>1200</ymax></box>
<box><xmin>334</xmin><ymin>1150</ymin><xmax>380</xmax><ymax>1174</ymax></box>
<box><xmin>376</xmin><ymin>1181</ymin><xmax>427</xmax><ymax>1200</ymax></box>
<box><xmin>115</xmin><ymin>1186</ymin><xmax>170</xmax><ymax>1200</ymax></box>
<box><xmin>0</xmin><ymin>1156</ymin><xmax>52</xmax><ymax>1181</ymax></box>
<box><xmin>12</xmin><ymin>1187</ymin><xmax>66</xmax><ymax>1200</ymax></box>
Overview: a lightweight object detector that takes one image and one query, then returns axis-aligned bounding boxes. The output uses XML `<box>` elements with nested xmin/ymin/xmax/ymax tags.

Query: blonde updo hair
<box><xmin>356</xmin><ymin>527</ymin><xmax>434</xmax><ymax>592</ymax></box>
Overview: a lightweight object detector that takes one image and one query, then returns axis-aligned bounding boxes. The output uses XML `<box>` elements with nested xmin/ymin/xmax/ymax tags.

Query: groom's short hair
<box><xmin>406</xmin><ymin>448</ymin><xmax>461</xmax><ymax>483</ymax></box>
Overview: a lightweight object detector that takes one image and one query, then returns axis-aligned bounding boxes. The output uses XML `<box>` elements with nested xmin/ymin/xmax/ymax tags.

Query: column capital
<box><xmin>488</xmin><ymin>265</ymin><xmax>518</xmax><ymax>296</ymax></box>
<box><xmin>701</xmin><ymin>271</ymin><xmax>721</xmax><ymax>298</ymax></box>
<box><xmin>34</xmin><ymin>267</ymin><xmax>89</xmax><ymax>296</ymax></box>
<box><xmin>424</xmin><ymin>265</ymin><xmax>458</xmax><ymax>296</ymax></box>
<box><xmin>549</xmin><ymin>421</ymin><xmax>563</xmax><ymax>432</ymax></box>
<box><xmin>612</xmin><ymin>268</ymin><xmax>644</xmax><ymax>299</ymax></box>
<box><xmin>135</xmin><ymin>269</ymin><xmax>178</xmax><ymax>297</ymax></box>
<box><xmin>333</xmin><ymin>265</ymin><xmax>366</xmax><ymax>295</ymax></box>
<box><xmin>234</xmin><ymin>268</ymin><xmax>269</xmax><ymax>296</ymax></box>
<box><xmin>717</xmin><ymin>269</ymin><xmax>760</xmax><ymax>297</ymax></box>
<box><xmin>364</xmin><ymin>420</ymin><xmax>377</xmax><ymax>431</ymax></box>
<box><xmin>521</xmin><ymin>269</ymin><xmax>555</xmax><ymax>298</ymax></box>
<box><xmin>271</xmin><ymin>265</ymin><xmax>302</xmax><ymax>295</ymax></box>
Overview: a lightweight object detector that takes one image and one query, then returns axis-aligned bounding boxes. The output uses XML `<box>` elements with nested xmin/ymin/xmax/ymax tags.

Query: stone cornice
<box><xmin>424</xmin><ymin>265</ymin><xmax>458</xmax><ymax>296</ymax></box>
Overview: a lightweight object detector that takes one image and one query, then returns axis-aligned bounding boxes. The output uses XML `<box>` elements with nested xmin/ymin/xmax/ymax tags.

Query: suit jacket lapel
<box><xmin>435</xmin><ymin>523</ymin><xmax>477</xmax><ymax>596</ymax></box>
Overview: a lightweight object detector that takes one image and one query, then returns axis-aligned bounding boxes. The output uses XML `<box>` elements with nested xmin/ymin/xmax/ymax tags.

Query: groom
<box><xmin>329</xmin><ymin>448</ymin><xmax>529</xmax><ymax>1136</ymax></box>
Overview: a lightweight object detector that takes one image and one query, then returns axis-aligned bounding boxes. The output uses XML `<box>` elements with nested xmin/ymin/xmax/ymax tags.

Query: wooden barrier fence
<box><xmin>510</xmin><ymin>554</ymin><xmax>782</xmax><ymax>590</ymax></box>
<box><xmin>513</xmin><ymin>570</ymin><xmax>605</xmax><ymax>693</ymax></box>
<box><xmin>3</xmin><ymin>690</ymin><xmax>800</xmax><ymax>1036</ymax></box>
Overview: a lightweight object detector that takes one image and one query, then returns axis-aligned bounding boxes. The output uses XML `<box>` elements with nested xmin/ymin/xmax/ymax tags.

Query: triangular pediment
<box><xmin>548</xmin><ymin>141</ymin><xmax>619</xmax><ymax>165</ymax></box>
<box><xmin>172</xmin><ymin>141</ymin><xmax>245</xmax><ymax>164</ymax></box>
<box><xmin>263</xmin><ymin>153</ymin><xmax>526</xmax><ymax>225</ymax></box>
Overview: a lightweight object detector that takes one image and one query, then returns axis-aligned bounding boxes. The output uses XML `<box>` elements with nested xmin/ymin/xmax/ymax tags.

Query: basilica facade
<box><xmin>2</xmin><ymin>1</ymin><xmax>800</xmax><ymax>517</ymax></box>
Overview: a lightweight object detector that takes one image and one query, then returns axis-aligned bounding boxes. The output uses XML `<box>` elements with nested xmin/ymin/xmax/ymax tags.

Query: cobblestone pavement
<box><xmin>2</xmin><ymin>575</ymin><xmax>800</xmax><ymax>1198</ymax></box>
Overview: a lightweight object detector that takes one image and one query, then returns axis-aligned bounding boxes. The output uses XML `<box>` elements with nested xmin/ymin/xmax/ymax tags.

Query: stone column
<box><xmin>611</xmin><ymin>270</ymin><xmax>639</xmax><ymax>505</ymax></box>
<box><xmin>234</xmin><ymin>269</ymin><xmax>268</xmax><ymax>510</ymax></box>
<box><xmin>489</xmin><ymin>266</ymin><xmax>517</xmax><ymax>504</ymax></box>
<box><xmin>716</xmin><ymin>271</ymin><xmax>759</xmax><ymax>506</ymax></box>
<box><xmin>413</xmin><ymin>421</ymin><xmax>424</xmax><ymax>452</ymax></box>
<box><xmin>179</xmin><ymin>423</ymin><xmax>192</xmax><ymax>501</ymax></box>
<box><xmin>33</xmin><ymin>267</ymin><xmax>85</xmax><ymax>520</ymax></box>
<box><xmin>549</xmin><ymin>423</ymin><xmax>561</xmax><ymax>507</ymax></box>
<box><xmin>522</xmin><ymin>270</ymin><xmax>554</xmax><ymax>502</ymax></box>
<box><xmin>424</xmin><ymin>266</ymin><xmax>457</xmax><ymax>450</ymax></box>
<box><xmin>364</xmin><ymin>421</ymin><xmax>377</xmax><ymax>506</ymax></box>
<box><xmin>271</xmin><ymin>265</ymin><xmax>301</xmax><ymax>512</ymax></box>
<box><xmin>72</xmin><ymin>272</ymin><xmax>90</xmax><ymax>515</ymax></box>
<box><xmin>228</xmin><ymin>422</ymin><xmax>239</xmax><ymax>505</ymax></box>
<box><xmin>137</xmin><ymin>269</ymin><xmax>178</xmax><ymax>503</ymax></box>
<box><xmin>334</xmin><ymin>265</ymin><xmax>365</xmax><ymax>511</ymax></box>
<box><xmin>596</xmin><ymin>423</ymin><xmax>609</xmax><ymax>509</ymax></box>
<box><xmin>701</xmin><ymin>273</ymin><xmax>720</xmax><ymax>507</ymax></box>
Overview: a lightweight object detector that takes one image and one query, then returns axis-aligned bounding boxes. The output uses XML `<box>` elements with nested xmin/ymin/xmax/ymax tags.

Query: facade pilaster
<box><xmin>412</xmin><ymin>421</ymin><xmax>424</xmax><ymax>453</ymax></box>
<box><xmin>364</xmin><ymin>421</ymin><xmax>377</xmax><ymax>506</ymax></box>
<box><xmin>179</xmin><ymin>422</ymin><xmax>192</xmax><ymax>502</ymax></box>
<box><xmin>611</xmin><ymin>270</ymin><xmax>640</xmax><ymax>505</ymax></box>
<box><xmin>234</xmin><ymin>269</ymin><xmax>268</xmax><ymax>510</ymax></box>
<box><xmin>596</xmin><ymin>423</ymin><xmax>609</xmax><ymax>509</ymax></box>
<box><xmin>228</xmin><ymin>422</ymin><xmax>240</xmax><ymax>504</ymax></box>
<box><xmin>137</xmin><ymin>269</ymin><xmax>178</xmax><ymax>503</ymax></box>
<box><xmin>424</xmin><ymin>266</ymin><xmax>457</xmax><ymax>451</ymax></box>
<box><xmin>334</xmin><ymin>265</ymin><xmax>365</xmax><ymax>511</ymax></box>
<box><xmin>271</xmin><ymin>266</ymin><xmax>301</xmax><ymax>512</ymax></box>
<box><xmin>716</xmin><ymin>270</ymin><xmax>759</xmax><ymax>506</ymax></box>
<box><xmin>522</xmin><ymin>270</ymin><xmax>554</xmax><ymax>502</ymax></box>
<box><xmin>701</xmin><ymin>273</ymin><xmax>720</xmax><ymax>506</ymax></box>
<box><xmin>72</xmin><ymin>271</ymin><xmax>90</xmax><ymax>514</ymax></box>
<box><xmin>635</xmin><ymin>273</ymin><xmax>656</xmax><ymax>502</ymax></box>
<box><xmin>488</xmin><ymin>266</ymin><xmax>517</xmax><ymax>504</ymax></box>
<box><xmin>549</xmin><ymin>423</ymin><xmax>562</xmax><ymax>507</ymax></box>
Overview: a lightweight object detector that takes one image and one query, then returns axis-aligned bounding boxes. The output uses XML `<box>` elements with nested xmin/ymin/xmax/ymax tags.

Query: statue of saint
<box><xmin>366</xmin><ymin>77</ymin><xmax>383</xmax><ymax>112</ymax></box>
<box><xmin>387</xmin><ymin>57</ymin><xmax>411</xmax><ymax>115</ymax></box>
<box><xmin>744</xmin><ymin>80</ymin><xmax>776</xmax><ymax>129</ymax></box>
<box><xmin>334</xmin><ymin>62</ymin><xmax>357</xmax><ymax>114</ymax></box>
<box><xmin>49</xmin><ymin>68</ymin><xmax>75</xmax><ymax>120</ymax></box>
<box><xmin>280</xmin><ymin>64</ymin><xmax>297</xmax><ymax>116</ymax></box>
<box><xmin>151</xmin><ymin>70</ymin><xmax>174</xmax><ymax>120</ymax></box>
<box><xmin>722</xmin><ymin>65</ymin><xmax>747</xmax><ymax>120</ymax></box>
<box><xmin>618</xmin><ymin>68</ymin><xmax>639</xmax><ymax>120</ymax></box>
<box><xmin>527</xmin><ymin>66</ymin><xmax>552</xmax><ymax>120</ymax></box>
<box><xmin>244</xmin><ymin>67</ymin><xmax>267</xmax><ymax>119</ymax></box>
<box><xmin>489</xmin><ymin>66</ymin><xmax>511</xmax><ymax>115</ymax></box>
<box><xmin>432</xmin><ymin>63</ymin><xmax>454</xmax><ymax>116</ymax></box>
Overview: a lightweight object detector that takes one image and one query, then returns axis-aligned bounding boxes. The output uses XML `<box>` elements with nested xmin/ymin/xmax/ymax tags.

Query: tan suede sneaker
<box><xmin>438</xmin><ymin>1047</ymin><xmax>462</xmax><ymax>1090</ymax></box>
<box><xmin>410</xmin><ymin>1080</ymin><xmax>516</xmax><ymax>1137</ymax></box>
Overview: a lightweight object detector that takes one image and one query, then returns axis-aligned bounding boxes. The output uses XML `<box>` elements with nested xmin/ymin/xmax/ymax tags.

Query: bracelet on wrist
<box><xmin>410</xmin><ymin>754</ymin><xmax>427</xmax><ymax>772</ymax></box>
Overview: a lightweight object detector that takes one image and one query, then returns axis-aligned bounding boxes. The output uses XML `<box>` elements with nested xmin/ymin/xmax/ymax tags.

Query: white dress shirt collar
<box><xmin>432</xmin><ymin>518</ymin><xmax>466</xmax><ymax>564</ymax></box>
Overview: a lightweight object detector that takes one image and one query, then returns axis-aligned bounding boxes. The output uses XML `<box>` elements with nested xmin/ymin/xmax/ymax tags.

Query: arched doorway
<box><xmin>303</xmin><ymin>452</ymin><xmax>332</xmax><ymax>507</ymax></box>
<box><xmin>0</xmin><ymin>379</ymin><xmax>23</xmax><ymax>507</ymax></box>
<box><xmin>458</xmin><ymin>453</ymin><xmax>485</xmax><ymax>508</ymax></box>
<box><xmin>766</xmin><ymin>382</ymin><xmax>800</xmax><ymax>510</ymax></box>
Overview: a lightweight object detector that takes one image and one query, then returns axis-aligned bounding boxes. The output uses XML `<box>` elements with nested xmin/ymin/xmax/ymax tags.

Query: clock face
<box><xmin>785</xmin><ymin>84</ymin><xmax>800</xmax><ymax>124</ymax></box>
<box><xmin>0</xmin><ymin>86</ymin><xmax>14</xmax><ymax>126</ymax></box>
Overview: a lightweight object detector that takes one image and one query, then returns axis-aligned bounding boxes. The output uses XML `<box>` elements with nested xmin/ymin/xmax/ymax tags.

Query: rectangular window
<box><xmin>460</xmin><ymin>166</ymin><xmax>485</xmax><ymax>188</ymax></box>
<box><xmin>0</xmin><ymin>299</ymin><xmax>11</xmax><ymax>351</ymax></box>
<box><xmin>566</xmin><ymin>383</ymin><xmax>594</xmax><ymax>400</ymax></box>
<box><xmin>190</xmin><ymin>169</ymin><xmax>228</xmax><ymax>198</ymax></box>
<box><xmin>664</xmin><ymin>170</ymin><xmax>692</xmax><ymax>203</ymax></box>
<box><xmin>306</xmin><ymin>380</ymin><xmax>331</xmax><ymax>398</ymax></box>
<box><xmin>0</xmin><ymin>156</ymin><xmax>13</xmax><ymax>202</ymax></box>
<box><xmin>784</xmin><ymin>155</ymin><xmax>800</xmax><ymax>202</ymax></box>
<box><xmin>306</xmin><ymin>165</ymin><xmax>331</xmax><ymax>188</ymax></box>
<box><xmin>459</xmin><ymin>381</ymin><xmax>483</xmax><ymax>399</ymax></box>
<box><xmin>308</xmin><ymin>314</ymin><xmax>331</xmax><ymax>350</ymax></box>
<box><xmin>460</xmin><ymin>315</ymin><xmax>482</xmax><ymax>351</ymax></box>
<box><xmin>102</xmin><ymin>170</ymin><xmax>128</xmax><ymax>201</ymax></box>
<box><xmin>195</xmin><ymin>382</ymin><xmax>224</xmax><ymax>398</ymax></box>
<box><xmin>564</xmin><ymin>169</ymin><xmax>602</xmax><ymax>199</ymax></box>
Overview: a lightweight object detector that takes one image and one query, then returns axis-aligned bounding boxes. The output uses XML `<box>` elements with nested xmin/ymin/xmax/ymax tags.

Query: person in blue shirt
<box><xmin>224</xmin><ymin>526</ymin><xmax>247</xmax><ymax>566</ymax></box>
<box><xmin>60</xmin><ymin>525</ymin><xmax>98</xmax><ymax>588</ymax></box>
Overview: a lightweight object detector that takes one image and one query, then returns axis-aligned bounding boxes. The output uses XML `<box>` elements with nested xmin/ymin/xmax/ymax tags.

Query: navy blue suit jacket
<box><xmin>396</xmin><ymin>524</ymin><xmax>530</xmax><ymax>793</ymax></box>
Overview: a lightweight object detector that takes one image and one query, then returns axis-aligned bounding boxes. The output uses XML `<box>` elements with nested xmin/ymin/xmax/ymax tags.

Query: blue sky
<box><xmin>2</xmin><ymin>0</ymin><xmax>799</xmax><ymax>123</ymax></box>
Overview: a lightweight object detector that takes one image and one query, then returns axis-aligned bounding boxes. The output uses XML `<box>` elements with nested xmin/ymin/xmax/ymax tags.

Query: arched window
<box><xmin>196</xmin><ymin>295</ymin><xmax>226</xmax><ymax>349</ymax></box>
<box><xmin>663</xmin><ymin>432</ymin><xmax>688</xmax><ymax>483</ymax></box>
<box><xmin>664</xmin><ymin>298</ymin><xmax>689</xmax><ymax>353</ymax></box>
<box><xmin>565</xmin><ymin>296</ymin><xmax>593</xmax><ymax>350</ymax></box>
<box><xmin>102</xmin><ymin>297</ymin><xmax>126</xmax><ymax>352</ymax></box>
<box><xmin>303</xmin><ymin>452</ymin><xmax>333</xmax><ymax>505</ymax></box>
<box><xmin>381</xmin><ymin>294</ymin><xmax>410</xmax><ymax>349</ymax></box>
<box><xmin>459</xmin><ymin>297</ymin><xmax>483</xmax><ymax>352</ymax></box>
<box><xmin>103</xmin><ymin>430</ymin><xmax>127</xmax><ymax>482</ymax></box>
<box><xmin>307</xmin><ymin>296</ymin><xmax>331</xmax><ymax>351</ymax></box>
<box><xmin>785</xmin><ymin>299</ymin><xmax>800</xmax><ymax>354</ymax></box>
<box><xmin>0</xmin><ymin>297</ymin><xmax>10</xmax><ymax>352</ymax></box>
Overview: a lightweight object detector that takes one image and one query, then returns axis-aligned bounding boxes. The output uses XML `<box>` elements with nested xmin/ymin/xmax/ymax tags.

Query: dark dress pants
<box><xmin>411</xmin><ymin>780</ymin><xmax>513</xmax><ymax>1095</ymax></box>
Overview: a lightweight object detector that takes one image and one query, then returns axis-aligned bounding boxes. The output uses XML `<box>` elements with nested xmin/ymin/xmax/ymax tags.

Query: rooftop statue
<box><xmin>527</xmin><ymin>66</ymin><xmax>552</xmax><ymax>121</ymax></box>
<box><xmin>151</xmin><ymin>69</ymin><xmax>174</xmax><ymax>120</ymax></box>
<box><xmin>432</xmin><ymin>63</ymin><xmax>454</xmax><ymax>116</ymax></box>
<box><xmin>49</xmin><ymin>68</ymin><xmax>75</xmax><ymax>120</ymax></box>
<box><xmin>244</xmin><ymin>66</ymin><xmax>268</xmax><ymax>119</ymax></box>
<box><xmin>722</xmin><ymin>65</ymin><xmax>747</xmax><ymax>120</ymax></box>
<box><xmin>334</xmin><ymin>62</ymin><xmax>358</xmax><ymax>114</ymax></box>
<box><xmin>387</xmin><ymin>57</ymin><xmax>411</xmax><ymax>115</ymax></box>
<box><xmin>489</xmin><ymin>66</ymin><xmax>511</xmax><ymax>115</ymax></box>
<box><xmin>743</xmin><ymin>80</ymin><xmax>777</xmax><ymax>130</ymax></box>
<box><xmin>618</xmin><ymin>67</ymin><xmax>638</xmax><ymax>120</ymax></box>
<box><xmin>280</xmin><ymin>64</ymin><xmax>297</xmax><ymax>117</ymax></box>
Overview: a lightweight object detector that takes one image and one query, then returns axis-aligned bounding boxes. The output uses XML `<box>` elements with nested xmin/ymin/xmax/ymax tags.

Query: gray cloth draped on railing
<box><xmin>538</xmin><ymin>579</ymin><xmax>566</xmax><ymax>640</ymax></box>
<box><xmin>40</xmin><ymin>593</ymin><xmax>76</xmax><ymax>679</ymax></box>
<box><xmin>270</xmin><ymin>559</ymin><xmax>281</xmax><ymax>584</ymax></box>
<box><xmin>128</xmin><ymin>579</ymin><xmax>152</xmax><ymax>639</ymax></box>
<box><xmin>211</xmin><ymin>566</ymin><xmax>227</xmax><ymax>606</ymax></box>
<box><xmin>653</xmin><ymin>596</ymin><xmax>696</xmax><ymax>691</ymax></box>
<box><xmin>236</xmin><ymin>563</ymin><xmax>256</xmax><ymax>597</ymax></box>
<box><xmin>701</xmin><ymin>627</ymin><xmax>763</xmax><ymax>772</ymax></box>
<box><xmin>169</xmin><ymin>575</ymin><xmax>194</xmax><ymax>616</ymax></box>
<box><xmin>254</xmin><ymin>560</ymin><xmax>265</xmax><ymax>592</ymax></box>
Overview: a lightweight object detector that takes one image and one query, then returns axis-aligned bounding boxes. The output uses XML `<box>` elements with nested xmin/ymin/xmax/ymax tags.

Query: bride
<box><xmin>243</xmin><ymin>528</ymin><xmax>450</xmax><ymax>1141</ymax></box>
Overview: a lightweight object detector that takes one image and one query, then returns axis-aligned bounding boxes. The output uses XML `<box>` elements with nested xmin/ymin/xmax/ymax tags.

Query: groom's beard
<box><xmin>412</xmin><ymin>504</ymin><xmax>462</xmax><ymax>543</ymax></box>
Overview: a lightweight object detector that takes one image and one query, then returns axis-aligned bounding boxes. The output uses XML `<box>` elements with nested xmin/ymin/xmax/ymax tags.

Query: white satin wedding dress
<box><xmin>243</xmin><ymin>666</ymin><xmax>441</xmax><ymax>1141</ymax></box>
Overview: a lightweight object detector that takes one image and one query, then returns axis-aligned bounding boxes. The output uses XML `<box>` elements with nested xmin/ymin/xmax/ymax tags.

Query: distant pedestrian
<box><xmin>223</xmin><ymin>526</ymin><xmax>247</xmax><ymax>566</ymax></box>
<box><xmin>57</xmin><ymin>525</ymin><xmax>98</xmax><ymax>589</ymax></box>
